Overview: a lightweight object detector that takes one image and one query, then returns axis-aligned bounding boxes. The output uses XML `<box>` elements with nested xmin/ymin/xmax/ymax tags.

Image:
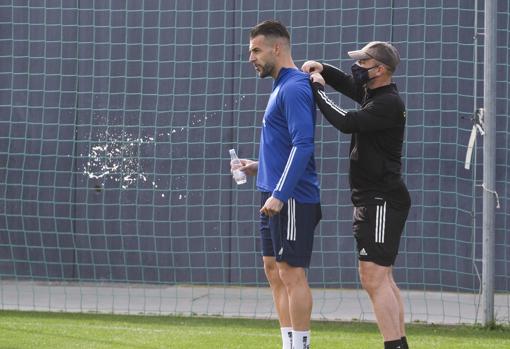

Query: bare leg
<box><xmin>277</xmin><ymin>261</ymin><xmax>312</xmax><ymax>331</ymax></box>
<box><xmin>359</xmin><ymin>261</ymin><xmax>401</xmax><ymax>341</ymax></box>
<box><xmin>389</xmin><ymin>269</ymin><xmax>406</xmax><ymax>337</ymax></box>
<box><xmin>263</xmin><ymin>256</ymin><xmax>291</xmax><ymax>327</ymax></box>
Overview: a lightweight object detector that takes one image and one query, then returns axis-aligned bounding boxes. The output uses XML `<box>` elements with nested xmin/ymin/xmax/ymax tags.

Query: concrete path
<box><xmin>1</xmin><ymin>281</ymin><xmax>509</xmax><ymax>325</ymax></box>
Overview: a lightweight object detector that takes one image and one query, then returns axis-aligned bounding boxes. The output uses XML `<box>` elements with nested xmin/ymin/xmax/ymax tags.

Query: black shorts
<box><xmin>259</xmin><ymin>192</ymin><xmax>321</xmax><ymax>268</ymax></box>
<box><xmin>353</xmin><ymin>199</ymin><xmax>409</xmax><ymax>266</ymax></box>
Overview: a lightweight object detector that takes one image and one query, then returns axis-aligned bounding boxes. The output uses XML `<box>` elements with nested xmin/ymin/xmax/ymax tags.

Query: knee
<box><xmin>277</xmin><ymin>264</ymin><xmax>304</xmax><ymax>288</ymax></box>
<box><xmin>278</xmin><ymin>268</ymin><xmax>292</xmax><ymax>287</ymax></box>
<box><xmin>359</xmin><ymin>271</ymin><xmax>382</xmax><ymax>295</ymax></box>
<box><xmin>359</xmin><ymin>263</ymin><xmax>391</xmax><ymax>295</ymax></box>
<box><xmin>263</xmin><ymin>260</ymin><xmax>280</xmax><ymax>284</ymax></box>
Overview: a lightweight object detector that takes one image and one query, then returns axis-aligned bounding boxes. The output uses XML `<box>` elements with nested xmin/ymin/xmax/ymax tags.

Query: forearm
<box><xmin>311</xmin><ymin>82</ymin><xmax>358</xmax><ymax>134</ymax></box>
<box><xmin>272</xmin><ymin>143</ymin><xmax>314</xmax><ymax>202</ymax></box>
<box><xmin>321</xmin><ymin>63</ymin><xmax>362</xmax><ymax>102</ymax></box>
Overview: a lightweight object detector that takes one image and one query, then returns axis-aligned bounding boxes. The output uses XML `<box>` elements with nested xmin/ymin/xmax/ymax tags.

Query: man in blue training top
<box><xmin>231</xmin><ymin>20</ymin><xmax>321</xmax><ymax>349</ymax></box>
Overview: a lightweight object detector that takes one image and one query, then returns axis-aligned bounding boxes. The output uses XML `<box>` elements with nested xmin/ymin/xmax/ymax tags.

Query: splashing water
<box><xmin>83</xmin><ymin>130</ymin><xmax>153</xmax><ymax>189</ymax></box>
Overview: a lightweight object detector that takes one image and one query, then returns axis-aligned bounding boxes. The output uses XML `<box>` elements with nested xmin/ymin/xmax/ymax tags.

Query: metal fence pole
<box><xmin>482</xmin><ymin>0</ymin><xmax>497</xmax><ymax>325</ymax></box>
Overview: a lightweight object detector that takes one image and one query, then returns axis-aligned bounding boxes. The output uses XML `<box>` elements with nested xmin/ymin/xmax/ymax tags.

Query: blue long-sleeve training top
<box><xmin>257</xmin><ymin>67</ymin><xmax>320</xmax><ymax>204</ymax></box>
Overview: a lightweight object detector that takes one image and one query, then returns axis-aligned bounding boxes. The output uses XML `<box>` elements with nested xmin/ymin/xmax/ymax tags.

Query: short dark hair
<box><xmin>250</xmin><ymin>20</ymin><xmax>290</xmax><ymax>42</ymax></box>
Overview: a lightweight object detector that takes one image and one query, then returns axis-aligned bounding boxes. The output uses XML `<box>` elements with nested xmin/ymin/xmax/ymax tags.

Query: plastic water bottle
<box><xmin>229</xmin><ymin>149</ymin><xmax>247</xmax><ymax>185</ymax></box>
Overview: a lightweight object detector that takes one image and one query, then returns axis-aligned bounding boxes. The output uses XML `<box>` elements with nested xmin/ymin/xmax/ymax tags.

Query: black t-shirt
<box><xmin>311</xmin><ymin>63</ymin><xmax>411</xmax><ymax>210</ymax></box>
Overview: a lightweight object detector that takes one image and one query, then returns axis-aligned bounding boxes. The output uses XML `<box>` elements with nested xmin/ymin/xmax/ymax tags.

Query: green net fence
<box><xmin>0</xmin><ymin>0</ymin><xmax>509</xmax><ymax>324</ymax></box>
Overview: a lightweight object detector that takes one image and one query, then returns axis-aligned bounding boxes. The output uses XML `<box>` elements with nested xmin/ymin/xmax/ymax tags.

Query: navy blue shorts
<box><xmin>353</xmin><ymin>198</ymin><xmax>409</xmax><ymax>266</ymax></box>
<box><xmin>259</xmin><ymin>192</ymin><xmax>321</xmax><ymax>268</ymax></box>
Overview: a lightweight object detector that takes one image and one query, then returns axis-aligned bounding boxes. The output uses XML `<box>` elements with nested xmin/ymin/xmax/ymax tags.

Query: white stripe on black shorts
<box><xmin>352</xmin><ymin>199</ymin><xmax>409</xmax><ymax>266</ymax></box>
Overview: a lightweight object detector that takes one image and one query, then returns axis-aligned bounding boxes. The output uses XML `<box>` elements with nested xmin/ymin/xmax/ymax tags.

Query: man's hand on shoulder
<box><xmin>309</xmin><ymin>72</ymin><xmax>325</xmax><ymax>87</ymax></box>
<box><xmin>301</xmin><ymin>60</ymin><xmax>323</xmax><ymax>74</ymax></box>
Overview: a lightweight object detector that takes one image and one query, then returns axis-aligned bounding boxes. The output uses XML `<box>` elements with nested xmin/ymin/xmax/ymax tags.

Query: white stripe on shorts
<box><xmin>375</xmin><ymin>202</ymin><xmax>386</xmax><ymax>243</ymax></box>
<box><xmin>287</xmin><ymin>198</ymin><xmax>296</xmax><ymax>241</ymax></box>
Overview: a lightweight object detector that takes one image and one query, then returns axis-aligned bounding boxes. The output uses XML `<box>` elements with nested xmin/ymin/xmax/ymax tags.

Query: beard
<box><xmin>256</xmin><ymin>61</ymin><xmax>276</xmax><ymax>79</ymax></box>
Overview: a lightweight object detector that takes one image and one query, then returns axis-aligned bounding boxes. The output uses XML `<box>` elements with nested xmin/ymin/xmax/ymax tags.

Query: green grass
<box><xmin>0</xmin><ymin>311</ymin><xmax>509</xmax><ymax>349</ymax></box>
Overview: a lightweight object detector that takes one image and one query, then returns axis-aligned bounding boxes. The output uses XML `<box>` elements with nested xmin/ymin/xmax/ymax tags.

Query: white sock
<box><xmin>292</xmin><ymin>330</ymin><xmax>310</xmax><ymax>349</ymax></box>
<box><xmin>280</xmin><ymin>327</ymin><xmax>293</xmax><ymax>349</ymax></box>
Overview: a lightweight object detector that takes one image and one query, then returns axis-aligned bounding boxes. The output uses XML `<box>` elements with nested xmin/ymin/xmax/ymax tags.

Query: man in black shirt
<box><xmin>302</xmin><ymin>42</ymin><xmax>411</xmax><ymax>349</ymax></box>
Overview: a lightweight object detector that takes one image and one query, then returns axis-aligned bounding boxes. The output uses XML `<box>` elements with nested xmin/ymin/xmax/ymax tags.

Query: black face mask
<box><xmin>351</xmin><ymin>63</ymin><xmax>379</xmax><ymax>85</ymax></box>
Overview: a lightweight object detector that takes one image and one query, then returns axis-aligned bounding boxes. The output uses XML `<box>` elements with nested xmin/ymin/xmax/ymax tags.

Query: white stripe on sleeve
<box><xmin>317</xmin><ymin>89</ymin><xmax>348</xmax><ymax>117</ymax></box>
<box><xmin>275</xmin><ymin>146</ymin><xmax>297</xmax><ymax>192</ymax></box>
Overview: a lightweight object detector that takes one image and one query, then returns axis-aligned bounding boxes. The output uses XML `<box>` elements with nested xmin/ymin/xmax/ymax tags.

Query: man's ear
<box><xmin>273</xmin><ymin>42</ymin><xmax>280</xmax><ymax>56</ymax></box>
<box><xmin>374</xmin><ymin>64</ymin><xmax>385</xmax><ymax>78</ymax></box>
<box><xmin>381</xmin><ymin>64</ymin><xmax>391</xmax><ymax>77</ymax></box>
<box><xmin>273</xmin><ymin>38</ymin><xmax>287</xmax><ymax>56</ymax></box>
